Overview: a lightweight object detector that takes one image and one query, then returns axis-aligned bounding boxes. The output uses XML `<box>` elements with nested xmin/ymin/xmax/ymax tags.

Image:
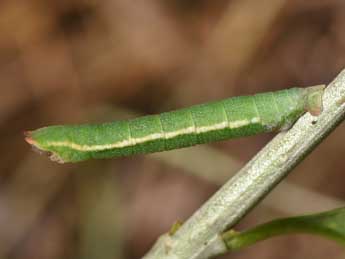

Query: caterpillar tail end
<box><xmin>305</xmin><ymin>84</ymin><xmax>325</xmax><ymax>116</ymax></box>
<box><xmin>24</xmin><ymin>131</ymin><xmax>66</xmax><ymax>164</ymax></box>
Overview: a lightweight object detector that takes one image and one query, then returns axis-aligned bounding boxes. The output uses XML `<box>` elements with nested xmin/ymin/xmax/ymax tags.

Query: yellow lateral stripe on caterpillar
<box><xmin>42</xmin><ymin>118</ymin><xmax>261</xmax><ymax>152</ymax></box>
<box><xmin>25</xmin><ymin>86</ymin><xmax>324</xmax><ymax>163</ymax></box>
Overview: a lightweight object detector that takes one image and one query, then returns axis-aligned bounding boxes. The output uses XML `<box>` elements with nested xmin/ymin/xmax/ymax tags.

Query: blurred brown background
<box><xmin>1</xmin><ymin>0</ymin><xmax>345</xmax><ymax>258</ymax></box>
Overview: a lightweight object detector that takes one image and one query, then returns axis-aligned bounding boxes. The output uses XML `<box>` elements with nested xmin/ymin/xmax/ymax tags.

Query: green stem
<box><xmin>222</xmin><ymin>208</ymin><xmax>345</xmax><ymax>251</ymax></box>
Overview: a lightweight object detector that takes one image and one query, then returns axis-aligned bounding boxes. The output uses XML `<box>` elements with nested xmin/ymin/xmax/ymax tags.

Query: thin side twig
<box><xmin>143</xmin><ymin>68</ymin><xmax>345</xmax><ymax>259</ymax></box>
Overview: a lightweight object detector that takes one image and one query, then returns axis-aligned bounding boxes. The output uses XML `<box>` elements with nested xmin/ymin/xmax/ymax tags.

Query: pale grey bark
<box><xmin>143</xmin><ymin>69</ymin><xmax>345</xmax><ymax>259</ymax></box>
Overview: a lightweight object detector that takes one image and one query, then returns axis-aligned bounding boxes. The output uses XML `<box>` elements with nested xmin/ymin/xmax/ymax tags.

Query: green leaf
<box><xmin>222</xmin><ymin>207</ymin><xmax>345</xmax><ymax>251</ymax></box>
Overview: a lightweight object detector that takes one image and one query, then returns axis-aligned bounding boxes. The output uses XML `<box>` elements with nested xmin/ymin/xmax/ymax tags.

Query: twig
<box><xmin>143</xmin><ymin>68</ymin><xmax>345</xmax><ymax>259</ymax></box>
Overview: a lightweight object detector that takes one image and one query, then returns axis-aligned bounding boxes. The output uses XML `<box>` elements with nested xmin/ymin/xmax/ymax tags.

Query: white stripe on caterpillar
<box><xmin>45</xmin><ymin>117</ymin><xmax>261</xmax><ymax>152</ymax></box>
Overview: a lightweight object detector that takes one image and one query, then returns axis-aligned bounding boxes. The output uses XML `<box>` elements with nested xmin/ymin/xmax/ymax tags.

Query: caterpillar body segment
<box><xmin>25</xmin><ymin>86</ymin><xmax>324</xmax><ymax>163</ymax></box>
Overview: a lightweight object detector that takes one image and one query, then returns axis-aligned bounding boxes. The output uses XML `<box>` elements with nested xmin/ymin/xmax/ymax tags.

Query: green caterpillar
<box><xmin>25</xmin><ymin>86</ymin><xmax>324</xmax><ymax>163</ymax></box>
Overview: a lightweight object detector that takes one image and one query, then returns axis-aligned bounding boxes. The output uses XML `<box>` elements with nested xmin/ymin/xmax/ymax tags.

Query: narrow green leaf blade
<box><xmin>222</xmin><ymin>207</ymin><xmax>345</xmax><ymax>251</ymax></box>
